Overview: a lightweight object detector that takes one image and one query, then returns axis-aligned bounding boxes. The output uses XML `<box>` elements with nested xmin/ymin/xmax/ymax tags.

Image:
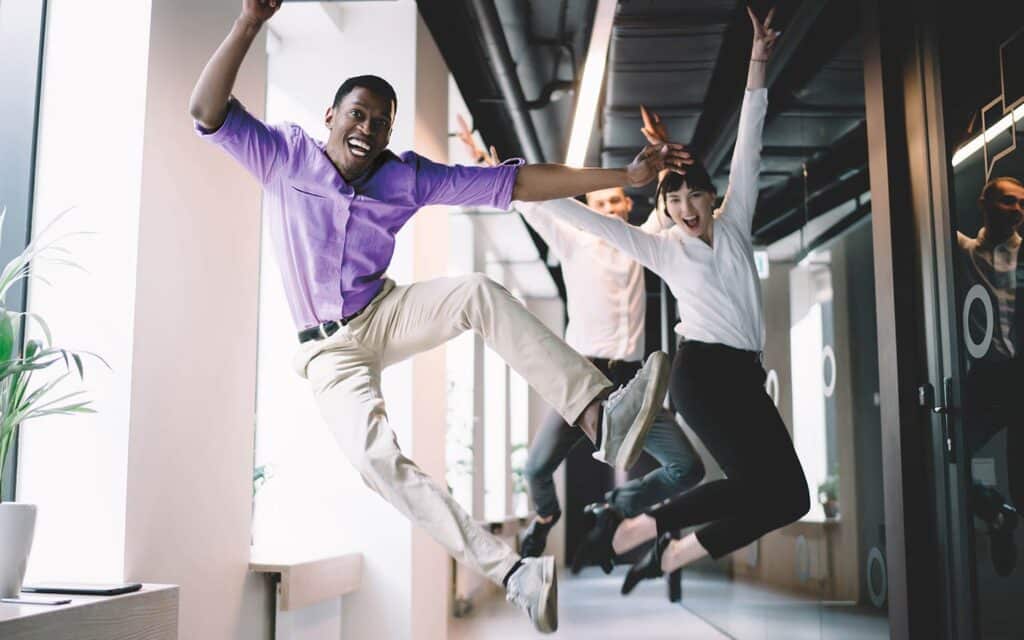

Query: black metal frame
<box><xmin>861</xmin><ymin>0</ymin><xmax>954</xmax><ymax>637</ymax></box>
<box><xmin>0</xmin><ymin>0</ymin><xmax>47</xmax><ymax>502</ymax></box>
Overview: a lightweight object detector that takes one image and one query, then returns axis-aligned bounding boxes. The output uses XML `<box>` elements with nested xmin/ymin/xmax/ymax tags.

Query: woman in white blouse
<box><xmin>515</xmin><ymin>6</ymin><xmax>810</xmax><ymax>595</ymax></box>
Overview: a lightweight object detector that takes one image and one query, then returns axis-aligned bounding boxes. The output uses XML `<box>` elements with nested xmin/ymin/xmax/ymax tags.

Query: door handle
<box><xmin>934</xmin><ymin>377</ymin><xmax>958</xmax><ymax>462</ymax></box>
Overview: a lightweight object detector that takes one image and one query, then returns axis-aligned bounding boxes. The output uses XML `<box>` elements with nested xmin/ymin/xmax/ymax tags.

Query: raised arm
<box><xmin>189</xmin><ymin>0</ymin><xmax>281</xmax><ymax>130</ymax></box>
<box><xmin>719</xmin><ymin>7</ymin><xmax>777</xmax><ymax>229</ymax></box>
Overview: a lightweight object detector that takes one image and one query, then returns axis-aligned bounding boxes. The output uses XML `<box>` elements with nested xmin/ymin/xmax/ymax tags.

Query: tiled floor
<box><xmin>449</xmin><ymin>567</ymin><xmax>891</xmax><ymax>640</ymax></box>
<box><xmin>680</xmin><ymin>572</ymin><xmax>890</xmax><ymax>640</ymax></box>
<box><xmin>449</xmin><ymin>567</ymin><xmax>728</xmax><ymax>639</ymax></box>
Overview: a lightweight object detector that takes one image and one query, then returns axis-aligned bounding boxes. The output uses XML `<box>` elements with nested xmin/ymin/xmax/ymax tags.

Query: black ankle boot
<box><xmin>571</xmin><ymin>502</ymin><xmax>623</xmax><ymax>575</ymax></box>
<box><xmin>520</xmin><ymin>512</ymin><xmax>560</xmax><ymax>558</ymax></box>
<box><xmin>622</xmin><ymin>531</ymin><xmax>673</xmax><ymax>595</ymax></box>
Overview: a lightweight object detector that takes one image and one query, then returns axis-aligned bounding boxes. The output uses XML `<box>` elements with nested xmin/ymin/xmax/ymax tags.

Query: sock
<box><xmin>502</xmin><ymin>558</ymin><xmax>525</xmax><ymax>588</ymax></box>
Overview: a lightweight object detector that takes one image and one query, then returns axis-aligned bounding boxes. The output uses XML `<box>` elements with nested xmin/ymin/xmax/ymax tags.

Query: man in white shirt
<box><xmin>959</xmin><ymin>176</ymin><xmax>1024</xmax><ymax>577</ymax></box>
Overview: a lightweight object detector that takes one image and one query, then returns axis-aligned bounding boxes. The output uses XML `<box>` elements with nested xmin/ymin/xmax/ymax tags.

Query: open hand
<box><xmin>626</xmin><ymin>143</ymin><xmax>692</xmax><ymax>188</ymax></box>
<box><xmin>241</xmin><ymin>0</ymin><xmax>281</xmax><ymax>26</ymax></box>
<box><xmin>640</xmin><ymin>105</ymin><xmax>669</xmax><ymax>145</ymax></box>
<box><xmin>748</xmin><ymin>6</ymin><xmax>780</xmax><ymax>62</ymax></box>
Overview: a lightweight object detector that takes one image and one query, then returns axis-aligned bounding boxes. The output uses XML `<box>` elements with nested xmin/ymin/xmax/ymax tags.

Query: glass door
<box><xmin>930</xmin><ymin>7</ymin><xmax>1024</xmax><ymax>638</ymax></box>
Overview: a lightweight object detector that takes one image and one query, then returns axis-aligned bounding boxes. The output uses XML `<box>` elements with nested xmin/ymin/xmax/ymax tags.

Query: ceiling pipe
<box><xmin>469</xmin><ymin>0</ymin><xmax>546</xmax><ymax>163</ymax></box>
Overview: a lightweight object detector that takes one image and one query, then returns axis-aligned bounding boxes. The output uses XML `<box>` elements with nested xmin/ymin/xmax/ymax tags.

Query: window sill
<box><xmin>0</xmin><ymin>584</ymin><xmax>178</xmax><ymax>640</ymax></box>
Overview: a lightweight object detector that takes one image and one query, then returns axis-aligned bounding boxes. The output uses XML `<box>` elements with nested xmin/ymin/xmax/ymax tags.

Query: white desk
<box><xmin>0</xmin><ymin>583</ymin><xmax>178</xmax><ymax>640</ymax></box>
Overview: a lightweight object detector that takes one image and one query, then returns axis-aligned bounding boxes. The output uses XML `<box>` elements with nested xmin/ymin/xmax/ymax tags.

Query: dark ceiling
<box><xmin>419</xmin><ymin>0</ymin><xmax>868</xmax><ymax>248</ymax></box>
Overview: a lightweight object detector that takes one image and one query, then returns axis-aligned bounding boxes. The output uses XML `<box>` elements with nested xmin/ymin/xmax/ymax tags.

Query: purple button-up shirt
<box><xmin>196</xmin><ymin>99</ymin><xmax>521</xmax><ymax>330</ymax></box>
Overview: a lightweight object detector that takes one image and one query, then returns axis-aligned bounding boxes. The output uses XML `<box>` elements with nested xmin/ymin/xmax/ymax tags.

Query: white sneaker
<box><xmin>592</xmin><ymin>351</ymin><xmax>670</xmax><ymax>471</ymax></box>
<box><xmin>505</xmin><ymin>555</ymin><xmax>558</xmax><ymax>633</ymax></box>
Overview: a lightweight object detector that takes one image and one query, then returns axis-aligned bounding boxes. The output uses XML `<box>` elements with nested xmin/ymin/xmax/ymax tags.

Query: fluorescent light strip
<box><xmin>951</xmin><ymin>102</ymin><xmax>1024</xmax><ymax>166</ymax></box>
<box><xmin>565</xmin><ymin>0</ymin><xmax>617</xmax><ymax>167</ymax></box>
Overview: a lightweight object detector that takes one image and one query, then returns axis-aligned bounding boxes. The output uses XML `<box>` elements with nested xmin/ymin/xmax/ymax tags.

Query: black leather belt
<box><xmin>297</xmin><ymin>308</ymin><xmax>365</xmax><ymax>343</ymax></box>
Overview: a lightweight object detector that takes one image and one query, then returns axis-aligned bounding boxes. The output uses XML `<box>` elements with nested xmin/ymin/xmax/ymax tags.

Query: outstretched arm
<box><xmin>511</xmin><ymin>143</ymin><xmax>692</xmax><ymax>201</ymax></box>
<box><xmin>189</xmin><ymin>0</ymin><xmax>281</xmax><ymax>130</ymax></box>
<box><xmin>455</xmin><ymin>112</ymin><xmax>691</xmax><ymax>202</ymax></box>
<box><xmin>515</xmin><ymin>198</ymin><xmax>671</xmax><ymax>275</ymax></box>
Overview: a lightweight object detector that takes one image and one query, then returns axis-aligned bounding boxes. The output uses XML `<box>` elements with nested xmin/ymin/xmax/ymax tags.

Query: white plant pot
<box><xmin>0</xmin><ymin>503</ymin><xmax>37</xmax><ymax>598</ymax></box>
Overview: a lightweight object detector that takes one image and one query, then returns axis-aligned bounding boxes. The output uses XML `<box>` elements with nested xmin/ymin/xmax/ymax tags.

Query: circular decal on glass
<box><xmin>765</xmin><ymin>369</ymin><xmax>780</xmax><ymax>407</ymax></box>
<box><xmin>962</xmin><ymin>284</ymin><xmax>993</xmax><ymax>360</ymax></box>
<box><xmin>867</xmin><ymin>546</ymin><xmax>887</xmax><ymax>608</ymax></box>
<box><xmin>822</xmin><ymin>345</ymin><xmax>837</xmax><ymax>398</ymax></box>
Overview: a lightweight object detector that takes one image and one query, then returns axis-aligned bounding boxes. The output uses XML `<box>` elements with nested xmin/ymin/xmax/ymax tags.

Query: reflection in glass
<box><xmin>955</xmin><ymin>172</ymin><xmax>1024</xmax><ymax>616</ymax></box>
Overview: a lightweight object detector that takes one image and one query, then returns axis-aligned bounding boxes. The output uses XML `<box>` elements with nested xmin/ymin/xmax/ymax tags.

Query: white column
<box><xmin>409</xmin><ymin>12</ymin><xmax>453</xmax><ymax>640</ymax></box>
<box><xmin>23</xmin><ymin>0</ymin><xmax>274</xmax><ymax>639</ymax></box>
<box><xmin>122</xmin><ymin>0</ymin><xmax>271</xmax><ymax>638</ymax></box>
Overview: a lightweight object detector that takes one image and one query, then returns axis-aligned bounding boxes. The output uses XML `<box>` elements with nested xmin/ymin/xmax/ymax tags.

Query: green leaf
<box><xmin>24</xmin><ymin>339</ymin><xmax>41</xmax><ymax>359</ymax></box>
<box><xmin>0</xmin><ymin>312</ymin><xmax>13</xmax><ymax>363</ymax></box>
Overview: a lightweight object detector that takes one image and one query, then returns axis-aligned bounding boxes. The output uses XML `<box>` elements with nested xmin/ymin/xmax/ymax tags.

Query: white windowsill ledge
<box><xmin>249</xmin><ymin>550</ymin><xmax>363</xmax><ymax>612</ymax></box>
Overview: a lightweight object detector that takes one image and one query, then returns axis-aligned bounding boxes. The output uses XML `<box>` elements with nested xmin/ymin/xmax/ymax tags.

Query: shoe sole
<box><xmin>534</xmin><ymin>556</ymin><xmax>559</xmax><ymax>633</ymax></box>
<box><xmin>614</xmin><ymin>351</ymin><xmax>670</xmax><ymax>471</ymax></box>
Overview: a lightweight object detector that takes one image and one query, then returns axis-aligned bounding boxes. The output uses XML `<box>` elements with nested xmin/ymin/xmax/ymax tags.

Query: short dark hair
<box><xmin>333</xmin><ymin>75</ymin><xmax>398</xmax><ymax>115</ymax></box>
<box><xmin>655</xmin><ymin>162</ymin><xmax>717</xmax><ymax>211</ymax></box>
<box><xmin>981</xmin><ymin>176</ymin><xmax>1023</xmax><ymax>204</ymax></box>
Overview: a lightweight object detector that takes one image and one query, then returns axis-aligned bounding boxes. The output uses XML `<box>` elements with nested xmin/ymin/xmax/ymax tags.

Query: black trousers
<box><xmin>963</xmin><ymin>355</ymin><xmax>1024</xmax><ymax>511</ymax></box>
<box><xmin>649</xmin><ymin>340</ymin><xmax>810</xmax><ymax>559</ymax></box>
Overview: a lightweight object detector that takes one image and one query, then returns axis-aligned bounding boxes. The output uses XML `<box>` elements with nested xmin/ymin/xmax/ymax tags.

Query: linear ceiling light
<box><xmin>565</xmin><ymin>0</ymin><xmax>617</xmax><ymax>167</ymax></box>
<box><xmin>951</xmin><ymin>102</ymin><xmax>1024</xmax><ymax>166</ymax></box>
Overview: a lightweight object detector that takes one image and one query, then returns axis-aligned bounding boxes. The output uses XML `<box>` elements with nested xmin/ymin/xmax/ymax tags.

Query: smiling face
<box><xmin>663</xmin><ymin>182</ymin><xmax>716</xmax><ymax>240</ymax></box>
<box><xmin>324</xmin><ymin>86</ymin><xmax>395</xmax><ymax>181</ymax></box>
<box><xmin>585</xmin><ymin>187</ymin><xmax>633</xmax><ymax>221</ymax></box>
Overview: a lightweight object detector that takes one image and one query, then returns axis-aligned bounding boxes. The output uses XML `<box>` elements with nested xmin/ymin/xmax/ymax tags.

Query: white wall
<box><xmin>122</xmin><ymin>1</ymin><xmax>272</xmax><ymax>638</ymax></box>
<box><xmin>23</xmin><ymin>1</ymin><xmax>274</xmax><ymax>639</ymax></box>
<box><xmin>411</xmin><ymin>13</ymin><xmax>452</xmax><ymax>640</ymax></box>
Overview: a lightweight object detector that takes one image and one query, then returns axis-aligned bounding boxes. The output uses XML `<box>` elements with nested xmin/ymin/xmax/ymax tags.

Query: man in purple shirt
<box><xmin>190</xmin><ymin>1</ymin><xmax>690</xmax><ymax>632</ymax></box>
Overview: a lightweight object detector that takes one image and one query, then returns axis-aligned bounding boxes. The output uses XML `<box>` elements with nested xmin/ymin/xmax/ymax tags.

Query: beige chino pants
<box><xmin>292</xmin><ymin>274</ymin><xmax>611</xmax><ymax>584</ymax></box>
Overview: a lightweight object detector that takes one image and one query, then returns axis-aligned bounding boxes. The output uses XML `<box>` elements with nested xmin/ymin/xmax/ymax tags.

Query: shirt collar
<box><xmin>977</xmin><ymin>227</ymin><xmax>1022</xmax><ymax>251</ymax></box>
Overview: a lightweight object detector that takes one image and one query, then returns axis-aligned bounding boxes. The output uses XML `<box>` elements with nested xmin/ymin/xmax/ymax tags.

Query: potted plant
<box><xmin>0</xmin><ymin>207</ymin><xmax>102</xmax><ymax>598</ymax></box>
<box><xmin>818</xmin><ymin>474</ymin><xmax>840</xmax><ymax>520</ymax></box>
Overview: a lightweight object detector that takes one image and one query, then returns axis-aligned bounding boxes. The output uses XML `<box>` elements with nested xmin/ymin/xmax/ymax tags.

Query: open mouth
<box><xmin>346</xmin><ymin>136</ymin><xmax>372</xmax><ymax>158</ymax></box>
<box><xmin>682</xmin><ymin>215</ymin><xmax>699</xmax><ymax>230</ymax></box>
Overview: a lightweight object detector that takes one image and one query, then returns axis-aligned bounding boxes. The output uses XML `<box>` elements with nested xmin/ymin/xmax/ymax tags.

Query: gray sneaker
<box><xmin>505</xmin><ymin>555</ymin><xmax>558</xmax><ymax>633</ymax></box>
<box><xmin>592</xmin><ymin>351</ymin><xmax>670</xmax><ymax>471</ymax></box>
